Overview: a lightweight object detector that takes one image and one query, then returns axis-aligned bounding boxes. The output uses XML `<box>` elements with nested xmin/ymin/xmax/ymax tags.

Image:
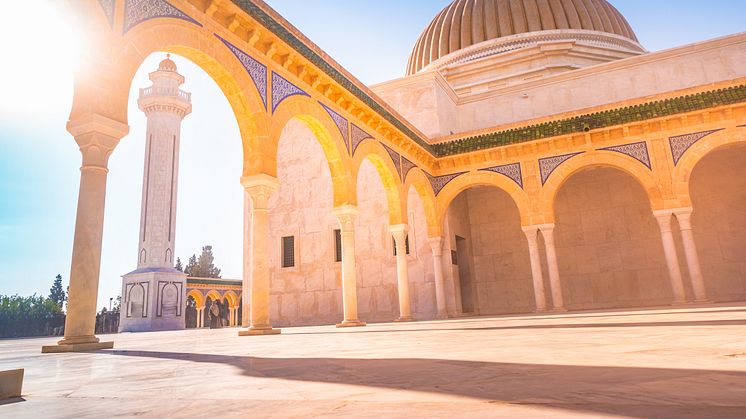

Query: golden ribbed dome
<box><xmin>407</xmin><ymin>0</ymin><xmax>639</xmax><ymax>75</ymax></box>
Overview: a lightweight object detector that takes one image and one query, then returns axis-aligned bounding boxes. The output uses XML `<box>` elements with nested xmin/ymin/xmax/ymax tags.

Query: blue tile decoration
<box><xmin>401</xmin><ymin>157</ymin><xmax>418</xmax><ymax>181</ymax></box>
<box><xmin>539</xmin><ymin>152</ymin><xmax>584</xmax><ymax>185</ymax></box>
<box><xmin>480</xmin><ymin>163</ymin><xmax>523</xmax><ymax>188</ymax></box>
<box><xmin>669</xmin><ymin>129</ymin><xmax>723</xmax><ymax>166</ymax></box>
<box><xmin>99</xmin><ymin>0</ymin><xmax>116</xmax><ymax>27</ymax></box>
<box><xmin>320</xmin><ymin>103</ymin><xmax>349</xmax><ymax>153</ymax></box>
<box><xmin>427</xmin><ymin>172</ymin><xmax>466</xmax><ymax>196</ymax></box>
<box><xmin>381</xmin><ymin>143</ymin><xmax>402</xmax><ymax>181</ymax></box>
<box><xmin>351</xmin><ymin>124</ymin><xmax>373</xmax><ymax>156</ymax></box>
<box><xmin>598</xmin><ymin>141</ymin><xmax>651</xmax><ymax>170</ymax></box>
<box><xmin>216</xmin><ymin>35</ymin><xmax>267</xmax><ymax>110</ymax></box>
<box><xmin>123</xmin><ymin>0</ymin><xmax>201</xmax><ymax>33</ymax></box>
<box><xmin>271</xmin><ymin>71</ymin><xmax>309</xmax><ymax>113</ymax></box>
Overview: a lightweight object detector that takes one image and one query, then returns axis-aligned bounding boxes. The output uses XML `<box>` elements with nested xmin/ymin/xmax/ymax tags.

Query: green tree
<box><xmin>175</xmin><ymin>257</ymin><xmax>184</xmax><ymax>272</ymax></box>
<box><xmin>183</xmin><ymin>246</ymin><xmax>221</xmax><ymax>278</ymax></box>
<box><xmin>49</xmin><ymin>274</ymin><xmax>66</xmax><ymax>309</ymax></box>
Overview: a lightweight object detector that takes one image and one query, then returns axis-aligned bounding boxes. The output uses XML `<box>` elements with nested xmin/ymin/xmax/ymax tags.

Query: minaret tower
<box><xmin>120</xmin><ymin>55</ymin><xmax>191</xmax><ymax>332</ymax></box>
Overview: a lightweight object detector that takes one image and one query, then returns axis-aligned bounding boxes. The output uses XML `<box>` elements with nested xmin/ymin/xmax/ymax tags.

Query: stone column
<box><xmin>42</xmin><ymin>115</ymin><xmax>128</xmax><ymax>353</ymax></box>
<box><xmin>334</xmin><ymin>205</ymin><xmax>366</xmax><ymax>327</ymax></box>
<box><xmin>391</xmin><ymin>224</ymin><xmax>413</xmax><ymax>322</ymax></box>
<box><xmin>196</xmin><ymin>307</ymin><xmax>204</xmax><ymax>328</ymax></box>
<box><xmin>241</xmin><ymin>190</ymin><xmax>251</xmax><ymax>327</ymax></box>
<box><xmin>238</xmin><ymin>174</ymin><xmax>281</xmax><ymax>336</ymax></box>
<box><xmin>522</xmin><ymin>226</ymin><xmax>547</xmax><ymax>312</ymax></box>
<box><xmin>653</xmin><ymin>210</ymin><xmax>688</xmax><ymax>304</ymax></box>
<box><xmin>673</xmin><ymin>208</ymin><xmax>710</xmax><ymax>302</ymax></box>
<box><xmin>428</xmin><ymin>237</ymin><xmax>448</xmax><ymax>319</ymax></box>
<box><xmin>538</xmin><ymin>224</ymin><xmax>565</xmax><ymax>312</ymax></box>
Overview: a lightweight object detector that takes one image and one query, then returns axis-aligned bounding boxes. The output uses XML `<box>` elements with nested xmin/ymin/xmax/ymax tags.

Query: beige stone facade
<box><xmin>44</xmin><ymin>0</ymin><xmax>746</xmax><ymax>351</ymax></box>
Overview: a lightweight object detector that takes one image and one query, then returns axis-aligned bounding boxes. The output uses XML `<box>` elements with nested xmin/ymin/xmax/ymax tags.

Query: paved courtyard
<box><xmin>2</xmin><ymin>304</ymin><xmax>746</xmax><ymax>418</ymax></box>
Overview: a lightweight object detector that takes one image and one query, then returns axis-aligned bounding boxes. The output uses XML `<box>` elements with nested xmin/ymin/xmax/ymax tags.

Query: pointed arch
<box><xmin>351</xmin><ymin>140</ymin><xmax>404</xmax><ymax>225</ymax></box>
<box><xmin>402</xmin><ymin>168</ymin><xmax>439</xmax><ymax>237</ymax></box>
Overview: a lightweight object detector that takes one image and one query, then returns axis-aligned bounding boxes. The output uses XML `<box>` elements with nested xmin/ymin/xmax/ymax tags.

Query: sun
<box><xmin>0</xmin><ymin>0</ymin><xmax>84</xmax><ymax>119</ymax></box>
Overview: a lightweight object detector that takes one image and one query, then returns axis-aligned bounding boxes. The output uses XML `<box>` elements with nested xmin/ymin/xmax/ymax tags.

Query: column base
<box><xmin>549</xmin><ymin>308</ymin><xmax>568</xmax><ymax>313</ymax></box>
<box><xmin>238</xmin><ymin>327</ymin><xmax>281</xmax><ymax>336</ymax></box>
<box><xmin>336</xmin><ymin>320</ymin><xmax>367</xmax><ymax>328</ymax></box>
<box><xmin>395</xmin><ymin>316</ymin><xmax>414</xmax><ymax>322</ymax></box>
<box><xmin>533</xmin><ymin>308</ymin><xmax>548</xmax><ymax>314</ymax></box>
<box><xmin>42</xmin><ymin>340</ymin><xmax>113</xmax><ymax>354</ymax></box>
<box><xmin>671</xmin><ymin>300</ymin><xmax>690</xmax><ymax>306</ymax></box>
<box><xmin>693</xmin><ymin>299</ymin><xmax>713</xmax><ymax>304</ymax></box>
<box><xmin>434</xmin><ymin>313</ymin><xmax>449</xmax><ymax>320</ymax></box>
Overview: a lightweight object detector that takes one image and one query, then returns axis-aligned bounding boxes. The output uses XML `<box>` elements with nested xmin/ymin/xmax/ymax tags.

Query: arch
<box><xmin>186</xmin><ymin>289</ymin><xmax>205</xmax><ymax>308</ymax></box>
<box><xmin>539</xmin><ymin>151</ymin><xmax>665</xmax><ymax>221</ymax></box>
<box><xmin>69</xmin><ymin>18</ymin><xmax>273</xmax><ymax>178</ymax></box>
<box><xmin>352</xmin><ymin>140</ymin><xmax>404</xmax><ymax>225</ymax></box>
<box><xmin>437</xmin><ymin>171</ymin><xmax>532</xmax><ymax>228</ymax></box>
<box><xmin>402</xmin><ymin>168</ymin><xmax>439</xmax><ymax>237</ymax></box>
<box><xmin>672</xmin><ymin>127</ymin><xmax>746</xmax><ymax>207</ymax></box>
<box><xmin>223</xmin><ymin>290</ymin><xmax>239</xmax><ymax>308</ymax></box>
<box><xmin>205</xmin><ymin>289</ymin><xmax>222</xmax><ymax>303</ymax></box>
<box><xmin>269</xmin><ymin>95</ymin><xmax>354</xmax><ymax>207</ymax></box>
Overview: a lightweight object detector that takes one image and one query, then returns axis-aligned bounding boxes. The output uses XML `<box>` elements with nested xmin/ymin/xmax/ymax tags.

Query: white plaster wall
<box><xmin>405</xmin><ymin>186</ymin><xmax>437</xmax><ymax>318</ymax></box>
<box><xmin>689</xmin><ymin>145</ymin><xmax>746</xmax><ymax>302</ymax></box>
<box><xmin>553</xmin><ymin>168</ymin><xmax>673</xmax><ymax>310</ymax></box>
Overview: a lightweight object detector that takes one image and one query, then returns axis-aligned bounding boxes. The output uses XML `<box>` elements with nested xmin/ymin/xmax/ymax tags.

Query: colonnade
<box><xmin>192</xmin><ymin>301</ymin><xmax>240</xmax><ymax>328</ymax></box>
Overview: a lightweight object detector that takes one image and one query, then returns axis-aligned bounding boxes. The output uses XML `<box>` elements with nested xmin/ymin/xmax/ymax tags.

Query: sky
<box><xmin>0</xmin><ymin>0</ymin><xmax>744</xmax><ymax>310</ymax></box>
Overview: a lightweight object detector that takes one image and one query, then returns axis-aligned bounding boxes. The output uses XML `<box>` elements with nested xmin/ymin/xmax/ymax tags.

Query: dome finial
<box><xmin>158</xmin><ymin>54</ymin><xmax>177</xmax><ymax>72</ymax></box>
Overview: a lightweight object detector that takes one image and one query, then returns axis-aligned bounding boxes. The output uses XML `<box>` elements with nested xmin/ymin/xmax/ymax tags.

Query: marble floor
<box><xmin>2</xmin><ymin>304</ymin><xmax>746</xmax><ymax>418</ymax></box>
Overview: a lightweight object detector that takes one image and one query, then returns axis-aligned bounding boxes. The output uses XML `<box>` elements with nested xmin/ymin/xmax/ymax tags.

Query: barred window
<box><xmin>334</xmin><ymin>229</ymin><xmax>342</xmax><ymax>262</ymax></box>
<box><xmin>282</xmin><ymin>236</ymin><xmax>295</xmax><ymax>268</ymax></box>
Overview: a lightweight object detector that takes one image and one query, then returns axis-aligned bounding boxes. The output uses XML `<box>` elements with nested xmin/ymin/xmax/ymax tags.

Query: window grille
<box><xmin>282</xmin><ymin>236</ymin><xmax>295</xmax><ymax>268</ymax></box>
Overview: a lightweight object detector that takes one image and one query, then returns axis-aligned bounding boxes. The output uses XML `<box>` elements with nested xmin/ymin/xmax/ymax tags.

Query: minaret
<box><xmin>120</xmin><ymin>55</ymin><xmax>191</xmax><ymax>332</ymax></box>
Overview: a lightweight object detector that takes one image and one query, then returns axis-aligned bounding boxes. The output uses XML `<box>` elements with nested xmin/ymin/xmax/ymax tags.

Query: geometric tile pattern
<box><xmin>539</xmin><ymin>152</ymin><xmax>584</xmax><ymax>185</ymax></box>
<box><xmin>480</xmin><ymin>163</ymin><xmax>523</xmax><ymax>188</ymax></box>
<box><xmin>320</xmin><ymin>103</ymin><xmax>349</xmax><ymax>153</ymax></box>
<box><xmin>99</xmin><ymin>0</ymin><xmax>116</xmax><ymax>27</ymax></box>
<box><xmin>669</xmin><ymin>129</ymin><xmax>723</xmax><ymax>166</ymax></box>
<box><xmin>351</xmin><ymin>124</ymin><xmax>373</xmax><ymax>156</ymax></box>
<box><xmin>426</xmin><ymin>172</ymin><xmax>466</xmax><ymax>196</ymax></box>
<box><xmin>216</xmin><ymin>35</ymin><xmax>267</xmax><ymax>110</ymax></box>
<box><xmin>381</xmin><ymin>143</ymin><xmax>401</xmax><ymax>181</ymax></box>
<box><xmin>401</xmin><ymin>157</ymin><xmax>418</xmax><ymax>181</ymax></box>
<box><xmin>598</xmin><ymin>141</ymin><xmax>652</xmax><ymax>169</ymax></box>
<box><xmin>271</xmin><ymin>71</ymin><xmax>308</xmax><ymax>113</ymax></box>
<box><xmin>123</xmin><ymin>0</ymin><xmax>201</xmax><ymax>33</ymax></box>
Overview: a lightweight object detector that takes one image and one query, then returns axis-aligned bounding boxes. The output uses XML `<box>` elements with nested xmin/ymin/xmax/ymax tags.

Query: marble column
<box><xmin>241</xmin><ymin>190</ymin><xmax>251</xmax><ymax>327</ymax></box>
<box><xmin>196</xmin><ymin>307</ymin><xmax>204</xmax><ymax>328</ymax></box>
<box><xmin>391</xmin><ymin>224</ymin><xmax>413</xmax><ymax>322</ymax></box>
<box><xmin>334</xmin><ymin>205</ymin><xmax>366</xmax><ymax>327</ymax></box>
<box><xmin>522</xmin><ymin>226</ymin><xmax>547</xmax><ymax>312</ymax></box>
<box><xmin>674</xmin><ymin>208</ymin><xmax>710</xmax><ymax>302</ymax></box>
<box><xmin>42</xmin><ymin>115</ymin><xmax>128</xmax><ymax>353</ymax></box>
<box><xmin>653</xmin><ymin>210</ymin><xmax>688</xmax><ymax>304</ymax></box>
<box><xmin>238</xmin><ymin>174</ymin><xmax>281</xmax><ymax>336</ymax></box>
<box><xmin>538</xmin><ymin>224</ymin><xmax>565</xmax><ymax>311</ymax></box>
<box><xmin>428</xmin><ymin>237</ymin><xmax>448</xmax><ymax>319</ymax></box>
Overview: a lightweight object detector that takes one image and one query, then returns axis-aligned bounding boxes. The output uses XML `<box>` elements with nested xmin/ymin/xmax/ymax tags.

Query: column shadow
<box><xmin>109</xmin><ymin>350</ymin><xmax>746</xmax><ymax>418</ymax></box>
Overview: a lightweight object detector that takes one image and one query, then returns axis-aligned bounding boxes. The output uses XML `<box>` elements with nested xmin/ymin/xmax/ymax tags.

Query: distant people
<box><xmin>209</xmin><ymin>301</ymin><xmax>221</xmax><ymax>329</ymax></box>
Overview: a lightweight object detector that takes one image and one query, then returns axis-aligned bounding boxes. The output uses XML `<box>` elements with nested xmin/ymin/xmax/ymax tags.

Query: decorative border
<box><xmin>669</xmin><ymin>129</ymin><xmax>723</xmax><ymax>166</ymax></box>
<box><xmin>216</xmin><ymin>35</ymin><xmax>268</xmax><ymax>110</ymax></box>
<box><xmin>598</xmin><ymin>141</ymin><xmax>651</xmax><ymax>169</ymax></box>
<box><xmin>350</xmin><ymin>123</ymin><xmax>373</xmax><ymax>156</ymax></box>
<box><xmin>539</xmin><ymin>152</ymin><xmax>584</xmax><ymax>185</ymax></box>
<box><xmin>123</xmin><ymin>0</ymin><xmax>202</xmax><ymax>33</ymax></box>
<box><xmin>320</xmin><ymin>103</ymin><xmax>349</xmax><ymax>152</ymax></box>
<box><xmin>99</xmin><ymin>0</ymin><xmax>116</xmax><ymax>27</ymax></box>
<box><xmin>401</xmin><ymin>157</ymin><xmax>418</xmax><ymax>181</ymax></box>
<box><xmin>426</xmin><ymin>172</ymin><xmax>466</xmax><ymax>196</ymax></box>
<box><xmin>381</xmin><ymin>143</ymin><xmax>402</xmax><ymax>180</ymax></box>
<box><xmin>480</xmin><ymin>163</ymin><xmax>523</xmax><ymax>188</ymax></box>
<box><xmin>271</xmin><ymin>71</ymin><xmax>309</xmax><ymax>113</ymax></box>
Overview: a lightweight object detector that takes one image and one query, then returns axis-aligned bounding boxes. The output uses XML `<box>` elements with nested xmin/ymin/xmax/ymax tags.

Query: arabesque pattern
<box><xmin>427</xmin><ymin>172</ymin><xmax>466</xmax><ymax>196</ymax></box>
<box><xmin>123</xmin><ymin>0</ymin><xmax>201</xmax><ymax>33</ymax></box>
<box><xmin>351</xmin><ymin>124</ymin><xmax>373</xmax><ymax>156</ymax></box>
<box><xmin>271</xmin><ymin>71</ymin><xmax>308</xmax><ymax>113</ymax></box>
<box><xmin>669</xmin><ymin>130</ymin><xmax>723</xmax><ymax>166</ymax></box>
<box><xmin>321</xmin><ymin>103</ymin><xmax>349</xmax><ymax>152</ymax></box>
<box><xmin>599</xmin><ymin>141</ymin><xmax>651</xmax><ymax>169</ymax></box>
<box><xmin>539</xmin><ymin>153</ymin><xmax>585</xmax><ymax>185</ymax></box>
<box><xmin>217</xmin><ymin>35</ymin><xmax>267</xmax><ymax>110</ymax></box>
<box><xmin>480</xmin><ymin>163</ymin><xmax>523</xmax><ymax>188</ymax></box>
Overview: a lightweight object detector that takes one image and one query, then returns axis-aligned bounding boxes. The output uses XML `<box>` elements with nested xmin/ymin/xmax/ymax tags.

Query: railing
<box><xmin>139</xmin><ymin>86</ymin><xmax>191</xmax><ymax>102</ymax></box>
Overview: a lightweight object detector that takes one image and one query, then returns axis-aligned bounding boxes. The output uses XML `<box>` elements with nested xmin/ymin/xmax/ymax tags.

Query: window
<box><xmin>392</xmin><ymin>234</ymin><xmax>411</xmax><ymax>256</ymax></box>
<box><xmin>334</xmin><ymin>229</ymin><xmax>342</xmax><ymax>262</ymax></box>
<box><xmin>281</xmin><ymin>236</ymin><xmax>295</xmax><ymax>268</ymax></box>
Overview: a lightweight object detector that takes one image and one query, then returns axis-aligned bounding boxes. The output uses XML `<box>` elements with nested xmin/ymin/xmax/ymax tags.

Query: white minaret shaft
<box><xmin>136</xmin><ymin>55</ymin><xmax>192</xmax><ymax>269</ymax></box>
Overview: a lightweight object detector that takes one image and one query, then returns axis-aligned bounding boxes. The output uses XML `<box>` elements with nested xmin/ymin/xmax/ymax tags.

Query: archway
<box><xmin>439</xmin><ymin>185</ymin><xmax>533</xmax><ymax>315</ymax></box>
<box><xmin>552</xmin><ymin>166</ymin><xmax>671</xmax><ymax>310</ymax></box>
<box><xmin>688</xmin><ymin>143</ymin><xmax>746</xmax><ymax>302</ymax></box>
<box><xmin>185</xmin><ymin>296</ymin><xmax>197</xmax><ymax>329</ymax></box>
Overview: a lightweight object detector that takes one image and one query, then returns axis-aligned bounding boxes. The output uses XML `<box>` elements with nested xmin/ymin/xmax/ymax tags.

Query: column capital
<box><xmin>428</xmin><ymin>236</ymin><xmax>444</xmax><ymax>256</ymax></box>
<box><xmin>241</xmin><ymin>174</ymin><xmax>280</xmax><ymax>210</ymax></box>
<box><xmin>536</xmin><ymin>223</ymin><xmax>556</xmax><ymax>232</ymax></box>
<box><xmin>521</xmin><ymin>225</ymin><xmax>540</xmax><ymax>246</ymax></box>
<box><xmin>389</xmin><ymin>224</ymin><xmax>409</xmax><ymax>241</ymax></box>
<box><xmin>653</xmin><ymin>210</ymin><xmax>674</xmax><ymax>232</ymax></box>
<box><xmin>67</xmin><ymin>114</ymin><xmax>129</xmax><ymax>170</ymax></box>
<box><xmin>672</xmin><ymin>207</ymin><xmax>695</xmax><ymax>230</ymax></box>
<box><xmin>334</xmin><ymin>205</ymin><xmax>359</xmax><ymax>231</ymax></box>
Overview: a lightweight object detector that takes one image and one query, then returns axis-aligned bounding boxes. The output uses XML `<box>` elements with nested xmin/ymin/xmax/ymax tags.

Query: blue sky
<box><xmin>0</xmin><ymin>0</ymin><xmax>744</xmax><ymax>309</ymax></box>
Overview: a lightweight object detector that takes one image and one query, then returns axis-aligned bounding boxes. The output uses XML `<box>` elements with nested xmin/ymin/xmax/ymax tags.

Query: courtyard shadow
<box><xmin>0</xmin><ymin>397</ymin><xmax>25</xmax><ymax>406</ymax></box>
<box><xmin>110</xmin><ymin>350</ymin><xmax>746</xmax><ymax>418</ymax></box>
